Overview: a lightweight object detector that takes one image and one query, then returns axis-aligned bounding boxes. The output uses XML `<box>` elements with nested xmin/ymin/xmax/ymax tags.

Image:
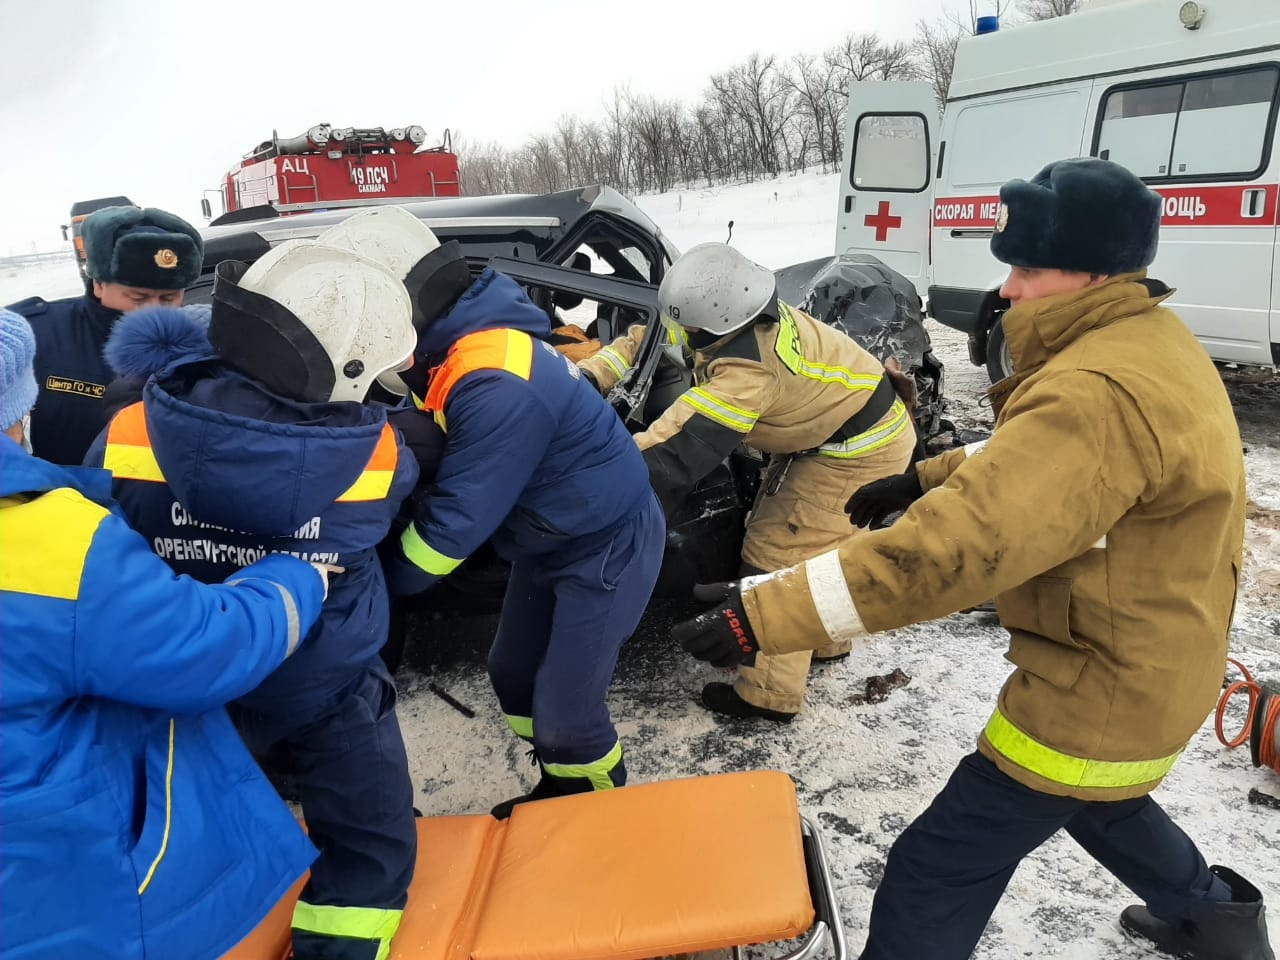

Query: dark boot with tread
<box><xmin>1120</xmin><ymin>866</ymin><xmax>1275</xmax><ymax>960</ymax></box>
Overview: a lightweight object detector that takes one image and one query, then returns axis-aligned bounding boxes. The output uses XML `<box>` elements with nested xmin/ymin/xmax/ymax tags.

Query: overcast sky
<box><xmin>0</xmin><ymin>0</ymin><xmax>983</xmax><ymax>254</ymax></box>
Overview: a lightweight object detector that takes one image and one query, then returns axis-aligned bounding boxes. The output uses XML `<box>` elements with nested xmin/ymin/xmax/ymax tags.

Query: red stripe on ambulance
<box><xmin>933</xmin><ymin>184</ymin><xmax>1278</xmax><ymax>229</ymax></box>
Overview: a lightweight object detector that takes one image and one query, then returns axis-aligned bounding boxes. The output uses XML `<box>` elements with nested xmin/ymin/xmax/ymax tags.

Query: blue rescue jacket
<box><xmin>86</xmin><ymin>308</ymin><xmax>419</xmax><ymax>711</ymax></box>
<box><xmin>0</xmin><ymin>435</ymin><xmax>324</xmax><ymax>960</ymax></box>
<box><xmin>400</xmin><ymin>268</ymin><xmax>653</xmax><ymax>583</ymax></box>
<box><xmin>6</xmin><ymin>292</ymin><xmax>121</xmax><ymax>467</ymax></box>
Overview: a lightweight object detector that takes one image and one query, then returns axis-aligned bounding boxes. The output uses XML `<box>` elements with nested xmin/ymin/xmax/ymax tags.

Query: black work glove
<box><xmin>672</xmin><ymin>582</ymin><xmax>760</xmax><ymax>668</ymax></box>
<box><xmin>845</xmin><ymin>469</ymin><xmax>924</xmax><ymax>529</ymax></box>
<box><xmin>388</xmin><ymin>408</ymin><xmax>447</xmax><ymax>483</ymax></box>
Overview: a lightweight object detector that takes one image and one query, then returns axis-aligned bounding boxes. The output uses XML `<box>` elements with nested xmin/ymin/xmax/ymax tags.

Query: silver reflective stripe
<box><xmin>228</xmin><ymin>578</ymin><xmax>303</xmax><ymax>656</ymax></box>
<box><xmin>817</xmin><ymin>401</ymin><xmax>910</xmax><ymax>459</ymax></box>
<box><xmin>803</xmin><ymin>549</ymin><xmax>866</xmax><ymax>643</ymax></box>
<box><xmin>964</xmin><ymin>439</ymin><xmax>989</xmax><ymax>457</ymax></box>
<box><xmin>598</xmin><ymin>347</ymin><xmax>630</xmax><ymax>379</ymax></box>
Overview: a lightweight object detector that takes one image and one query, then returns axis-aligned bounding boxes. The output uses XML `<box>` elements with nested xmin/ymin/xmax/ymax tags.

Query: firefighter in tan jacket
<box><xmin>580</xmin><ymin>243</ymin><xmax>917</xmax><ymax>722</ymax></box>
<box><xmin>673</xmin><ymin>160</ymin><xmax>1273</xmax><ymax>960</ymax></box>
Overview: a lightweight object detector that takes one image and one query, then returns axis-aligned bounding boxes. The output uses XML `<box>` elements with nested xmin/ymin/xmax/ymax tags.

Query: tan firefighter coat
<box><xmin>739</xmin><ymin>274</ymin><xmax>1246</xmax><ymax>800</ymax></box>
<box><xmin>581</xmin><ymin>303</ymin><xmax>912</xmax><ymax>466</ymax></box>
<box><xmin>583</xmin><ymin>304</ymin><xmax>917</xmax><ymax>715</ymax></box>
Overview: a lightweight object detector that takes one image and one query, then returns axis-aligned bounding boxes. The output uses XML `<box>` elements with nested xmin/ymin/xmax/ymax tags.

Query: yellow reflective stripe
<box><xmin>103</xmin><ymin>442</ymin><xmax>166</xmax><ymax>483</ymax></box>
<box><xmin>506</xmin><ymin>714</ymin><xmax>534</xmax><ymax>738</ymax></box>
<box><xmin>400</xmin><ymin>524</ymin><xmax>464</xmax><ymax>576</ymax></box>
<box><xmin>336</xmin><ymin>470</ymin><xmax>394</xmax><ymax>502</ymax></box>
<box><xmin>137</xmin><ymin>719</ymin><xmax>175</xmax><ymax>894</ymax></box>
<box><xmin>0</xmin><ymin>489</ymin><xmax>107</xmax><ymax>600</ymax></box>
<box><xmin>292</xmin><ymin>902</ymin><xmax>403</xmax><ymax>960</ymax></box>
<box><xmin>774</xmin><ymin>303</ymin><xmax>881</xmax><ymax>391</ymax></box>
<box><xmin>678</xmin><ymin>387</ymin><xmax>759</xmax><ymax>432</ymax></box>
<box><xmin>597</xmin><ymin>346</ymin><xmax>630</xmax><ymax>379</ymax></box>
<box><xmin>543</xmin><ymin>741</ymin><xmax>624</xmax><ymax>791</ymax></box>
<box><xmin>984</xmin><ymin>709</ymin><xmax>1182</xmax><ymax>790</ymax></box>
<box><xmin>818</xmin><ymin>400</ymin><xmax>911</xmax><ymax>459</ymax></box>
<box><xmin>793</xmin><ymin>359</ymin><xmax>881</xmax><ymax>391</ymax></box>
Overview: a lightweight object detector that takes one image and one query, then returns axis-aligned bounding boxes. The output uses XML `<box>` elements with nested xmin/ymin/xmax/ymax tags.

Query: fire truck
<box><xmin>202</xmin><ymin>124</ymin><xmax>461</xmax><ymax>223</ymax></box>
<box><xmin>60</xmin><ymin>196</ymin><xmax>135</xmax><ymax>279</ymax></box>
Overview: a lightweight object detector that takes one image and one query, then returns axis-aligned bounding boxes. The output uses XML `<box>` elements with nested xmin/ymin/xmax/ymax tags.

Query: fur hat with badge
<box><xmin>990</xmin><ymin>157</ymin><xmax>1162</xmax><ymax>276</ymax></box>
<box><xmin>82</xmin><ymin>205</ymin><xmax>204</xmax><ymax>290</ymax></box>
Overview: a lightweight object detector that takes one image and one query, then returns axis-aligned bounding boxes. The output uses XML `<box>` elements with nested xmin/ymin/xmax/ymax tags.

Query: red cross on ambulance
<box><xmin>864</xmin><ymin>201</ymin><xmax>903</xmax><ymax>242</ymax></box>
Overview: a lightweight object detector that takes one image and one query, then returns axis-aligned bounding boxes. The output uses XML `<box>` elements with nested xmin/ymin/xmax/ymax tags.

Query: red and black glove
<box><xmin>672</xmin><ymin>582</ymin><xmax>759</xmax><ymax>668</ymax></box>
<box><xmin>845</xmin><ymin>469</ymin><xmax>924</xmax><ymax>529</ymax></box>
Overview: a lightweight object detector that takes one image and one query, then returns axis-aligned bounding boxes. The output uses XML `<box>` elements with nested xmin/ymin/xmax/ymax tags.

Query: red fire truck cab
<box><xmin>204</xmin><ymin>124</ymin><xmax>461</xmax><ymax>222</ymax></box>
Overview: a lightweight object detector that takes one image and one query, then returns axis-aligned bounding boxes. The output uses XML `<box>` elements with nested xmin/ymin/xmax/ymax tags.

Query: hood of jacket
<box><xmin>105</xmin><ymin>307</ymin><xmax>390</xmax><ymax>537</ymax></box>
<box><xmin>418</xmin><ymin>267</ymin><xmax>552</xmax><ymax>361</ymax></box>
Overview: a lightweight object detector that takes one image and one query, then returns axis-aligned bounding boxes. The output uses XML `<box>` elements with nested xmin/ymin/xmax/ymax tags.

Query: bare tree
<box><xmin>913</xmin><ymin>18</ymin><xmax>964</xmax><ymax>109</ymax></box>
<box><xmin>787</xmin><ymin>53</ymin><xmax>841</xmax><ymax>170</ymax></box>
<box><xmin>827</xmin><ymin>33</ymin><xmax>917</xmax><ymax>83</ymax></box>
<box><xmin>553</xmin><ymin>115</ymin><xmax>582</xmax><ymax>186</ymax></box>
<box><xmin>1019</xmin><ymin>0</ymin><xmax>1081</xmax><ymax>18</ymax></box>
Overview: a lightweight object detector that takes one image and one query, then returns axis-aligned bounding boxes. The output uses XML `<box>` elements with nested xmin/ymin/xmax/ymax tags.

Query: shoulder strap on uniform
<box><xmin>5</xmin><ymin>296</ymin><xmax>48</xmax><ymax>317</ymax></box>
<box><xmin>103</xmin><ymin>402</ymin><xmax>166</xmax><ymax>483</ymax></box>
<box><xmin>424</xmin><ymin>328</ymin><xmax>534</xmax><ymax>414</ymax></box>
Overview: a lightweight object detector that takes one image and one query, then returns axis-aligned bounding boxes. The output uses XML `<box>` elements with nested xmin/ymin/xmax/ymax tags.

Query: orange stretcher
<box><xmin>225</xmin><ymin>770</ymin><xmax>847</xmax><ymax>960</ymax></box>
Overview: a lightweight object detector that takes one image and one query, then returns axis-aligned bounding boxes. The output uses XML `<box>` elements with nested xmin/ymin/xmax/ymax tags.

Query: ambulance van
<box><xmin>836</xmin><ymin>0</ymin><xmax>1280</xmax><ymax>381</ymax></box>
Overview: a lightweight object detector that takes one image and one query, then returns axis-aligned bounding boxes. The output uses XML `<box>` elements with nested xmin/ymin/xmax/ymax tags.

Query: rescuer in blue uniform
<box><xmin>0</xmin><ymin>307</ymin><xmax>334</xmax><ymax>960</ymax></box>
<box><xmin>6</xmin><ymin>205</ymin><xmax>202</xmax><ymax>467</ymax></box>
<box><xmin>88</xmin><ymin>240</ymin><xmax>422</xmax><ymax>960</ymax></box>
<box><xmin>326</xmin><ymin>208</ymin><xmax>665</xmax><ymax>817</ymax></box>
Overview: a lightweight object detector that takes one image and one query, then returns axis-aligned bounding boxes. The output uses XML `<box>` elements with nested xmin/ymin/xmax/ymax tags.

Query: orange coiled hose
<box><xmin>1216</xmin><ymin>658</ymin><xmax>1280</xmax><ymax>774</ymax></box>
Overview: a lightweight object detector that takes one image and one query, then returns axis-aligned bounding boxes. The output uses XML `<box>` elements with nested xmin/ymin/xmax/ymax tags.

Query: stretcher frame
<box><xmin>224</xmin><ymin>771</ymin><xmax>849</xmax><ymax>960</ymax></box>
<box><xmin>728</xmin><ymin>815</ymin><xmax>849</xmax><ymax>960</ymax></box>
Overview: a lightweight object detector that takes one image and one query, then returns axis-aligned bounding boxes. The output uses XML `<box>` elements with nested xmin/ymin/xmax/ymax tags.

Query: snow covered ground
<box><xmin>5</xmin><ymin>172</ymin><xmax>1277</xmax><ymax>958</ymax></box>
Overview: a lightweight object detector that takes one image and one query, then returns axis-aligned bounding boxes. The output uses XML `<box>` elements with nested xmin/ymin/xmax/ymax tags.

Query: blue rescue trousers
<box><xmin>487</xmin><ymin>492</ymin><xmax>665</xmax><ymax>792</ymax></box>
<box><xmin>860</xmin><ymin>751</ymin><xmax>1232</xmax><ymax>959</ymax></box>
<box><xmin>231</xmin><ymin>658</ymin><xmax>417</xmax><ymax>960</ymax></box>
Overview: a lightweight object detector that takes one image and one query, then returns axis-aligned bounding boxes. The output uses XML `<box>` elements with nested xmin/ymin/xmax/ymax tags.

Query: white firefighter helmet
<box><xmin>318</xmin><ymin>205</ymin><xmax>441</xmax><ymax>281</ymax></box>
<box><xmin>657</xmin><ymin>242</ymin><xmax>776</xmax><ymax>337</ymax></box>
<box><xmin>224</xmin><ymin>239</ymin><xmax>416</xmax><ymax>403</ymax></box>
<box><xmin>317</xmin><ymin>206</ymin><xmax>444</xmax><ymax>396</ymax></box>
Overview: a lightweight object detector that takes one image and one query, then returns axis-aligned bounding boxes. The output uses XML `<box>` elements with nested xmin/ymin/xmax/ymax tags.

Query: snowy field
<box><xmin>5</xmin><ymin>172</ymin><xmax>1277</xmax><ymax>958</ymax></box>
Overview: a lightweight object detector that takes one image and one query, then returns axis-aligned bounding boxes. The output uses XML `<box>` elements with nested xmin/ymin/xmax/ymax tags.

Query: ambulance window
<box><xmin>1098</xmin><ymin>83</ymin><xmax>1183</xmax><ymax>178</ymax></box>
<box><xmin>949</xmin><ymin>90</ymin><xmax>1086</xmax><ymax>188</ymax></box>
<box><xmin>1171</xmin><ymin>69</ymin><xmax>1278</xmax><ymax>177</ymax></box>
<box><xmin>850</xmin><ymin>114</ymin><xmax>929</xmax><ymax>192</ymax></box>
<box><xmin>1096</xmin><ymin>66</ymin><xmax>1280</xmax><ymax>181</ymax></box>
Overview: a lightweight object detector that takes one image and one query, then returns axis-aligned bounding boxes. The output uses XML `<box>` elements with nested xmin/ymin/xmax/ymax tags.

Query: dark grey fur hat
<box><xmin>990</xmin><ymin>158</ymin><xmax>1161</xmax><ymax>275</ymax></box>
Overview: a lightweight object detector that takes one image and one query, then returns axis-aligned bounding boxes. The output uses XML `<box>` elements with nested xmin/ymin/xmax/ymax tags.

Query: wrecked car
<box><xmin>185</xmin><ymin>186</ymin><xmax>946</xmax><ymax>664</ymax></box>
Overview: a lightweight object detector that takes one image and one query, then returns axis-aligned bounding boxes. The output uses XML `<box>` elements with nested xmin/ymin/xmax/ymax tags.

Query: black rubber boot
<box><xmin>1120</xmin><ymin>866</ymin><xmax>1275</xmax><ymax>960</ymax></box>
<box><xmin>812</xmin><ymin>652</ymin><xmax>850</xmax><ymax>664</ymax></box>
<box><xmin>700</xmin><ymin>682</ymin><xmax>795</xmax><ymax>723</ymax></box>
<box><xmin>490</xmin><ymin>775</ymin><xmax>562</xmax><ymax>820</ymax></box>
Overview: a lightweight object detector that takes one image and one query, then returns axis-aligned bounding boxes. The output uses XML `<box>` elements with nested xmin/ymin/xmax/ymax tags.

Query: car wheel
<box><xmin>985</xmin><ymin>316</ymin><xmax>1014</xmax><ymax>383</ymax></box>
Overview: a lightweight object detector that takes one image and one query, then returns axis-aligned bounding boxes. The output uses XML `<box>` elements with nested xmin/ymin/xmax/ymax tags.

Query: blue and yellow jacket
<box><xmin>399</xmin><ymin>268</ymin><xmax>652</xmax><ymax>584</ymax></box>
<box><xmin>86</xmin><ymin>307</ymin><xmax>419</xmax><ymax>710</ymax></box>
<box><xmin>0</xmin><ymin>435</ymin><xmax>325</xmax><ymax>960</ymax></box>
